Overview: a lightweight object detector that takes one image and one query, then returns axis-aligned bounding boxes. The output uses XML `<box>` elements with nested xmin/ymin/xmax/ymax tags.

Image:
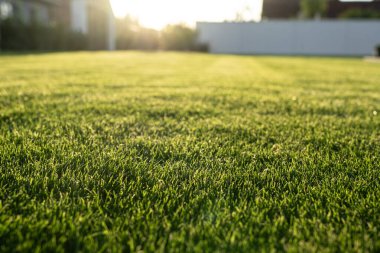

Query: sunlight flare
<box><xmin>110</xmin><ymin>0</ymin><xmax>263</xmax><ymax>30</ymax></box>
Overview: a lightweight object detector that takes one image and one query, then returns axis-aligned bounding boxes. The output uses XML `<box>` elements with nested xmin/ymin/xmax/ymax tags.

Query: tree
<box><xmin>115</xmin><ymin>16</ymin><xmax>159</xmax><ymax>50</ymax></box>
<box><xmin>234</xmin><ymin>5</ymin><xmax>253</xmax><ymax>22</ymax></box>
<box><xmin>160</xmin><ymin>24</ymin><xmax>197</xmax><ymax>51</ymax></box>
<box><xmin>300</xmin><ymin>0</ymin><xmax>328</xmax><ymax>19</ymax></box>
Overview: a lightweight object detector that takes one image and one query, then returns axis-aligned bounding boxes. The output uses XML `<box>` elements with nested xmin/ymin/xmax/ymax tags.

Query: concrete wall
<box><xmin>197</xmin><ymin>21</ymin><xmax>380</xmax><ymax>56</ymax></box>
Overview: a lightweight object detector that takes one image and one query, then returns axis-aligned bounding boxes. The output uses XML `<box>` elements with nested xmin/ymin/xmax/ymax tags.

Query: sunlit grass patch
<box><xmin>0</xmin><ymin>52</ymin><xmax>379</xmax><ymax>252</ymax></box>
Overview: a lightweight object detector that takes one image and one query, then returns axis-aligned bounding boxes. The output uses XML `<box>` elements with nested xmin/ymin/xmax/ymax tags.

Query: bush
<box><xmin>160</xmin><ymin>24</ymin><xmax>209</xmax><ymax>52</ymax></box>
<box><xmin>339</xmin><ymin>8</ymin><xmax>380</xmax><ymax>19</ymax></box>
<box><xmin>116</xmin><ymin>18</ymin><xmax>160</xmax><ymax>50</ymax></box>
<box><xmin>376</xmin><ymin>45</ymin><xmax>380</xmax><ymax>57</ymax></box>
<box><xmin>192</xmin><ymin>42</ymin><xmax>209</xmax><ymax>53</ymax></box>
<box><xmin>160</xmin><ymin>24</ymin><xmax>197</xmax><ymax>51</ymax></box>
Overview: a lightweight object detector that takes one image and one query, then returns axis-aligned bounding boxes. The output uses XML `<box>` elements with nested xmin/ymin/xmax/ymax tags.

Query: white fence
<box><xmin>197</xmin><ymin>21</ymin><xmax>380</xmax><ymax>56</ymax></box>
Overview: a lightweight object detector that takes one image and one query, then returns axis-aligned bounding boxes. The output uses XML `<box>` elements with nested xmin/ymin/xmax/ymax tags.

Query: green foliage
<box><xmin>0</xmin><ymin>18</ymin><xmax>88</xmax><ymax>51</ymax></box>
<box><xmin>160</xmin><ymin>24</ymin><xmax>197</xmax><ymax>51</ymax></box>
<box><xmin>116</xmin><ymin>17</ymin><xmax>160</xmax><ymax>50</ymax></box>
<box><xmin>339</xmin><ymin>8</ymin><xmax>380</xmax><ymax>19</ymax></box>
<box><xmin>300</xmin><ymin>0</ymin><xmax>328</xmax><ymax>18</ymax></box>
<box><xmin>1</xmin><ymin>16</ymin><xmax>207</xmax><ymax>52</ymax></box>
<box><xmin>115</xmin><ymin>17</ymin><xmax>208</xmax><ymax>52</ymax></box>
<box><xmin>0</xmin><ymin>52</ymin><xmax>379</xmax><ymax>252</ymax></box>
<box><xmin>376</xmin><ymin>44</ymin><xmax>380</xmax><ymax>57</ymax></box>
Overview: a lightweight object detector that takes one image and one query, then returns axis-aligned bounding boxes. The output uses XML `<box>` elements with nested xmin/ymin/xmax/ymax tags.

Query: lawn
<box><xmin>0</xmin><ymin>52</ymin><xmax>379</xmax><ymax>252</ymax></box>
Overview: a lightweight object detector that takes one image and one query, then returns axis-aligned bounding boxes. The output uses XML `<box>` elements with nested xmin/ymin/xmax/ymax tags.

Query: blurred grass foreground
<box><xmin>0</xmin><ymin>52</ymin><xmax>379</xmax><ymax>252</ymax></box>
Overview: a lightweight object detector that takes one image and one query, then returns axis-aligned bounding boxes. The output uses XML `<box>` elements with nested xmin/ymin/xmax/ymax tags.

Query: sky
<box><xmin>110</xmin><ymin>0</ymin><xmax>263</xmax><ymax>30</ymax></box>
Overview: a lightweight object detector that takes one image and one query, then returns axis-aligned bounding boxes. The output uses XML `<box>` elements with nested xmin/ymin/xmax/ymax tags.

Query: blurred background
<box><xmin>0</xmin><ymin>0</ymin><xmax>379</xmax><ymax>55</ymax></box>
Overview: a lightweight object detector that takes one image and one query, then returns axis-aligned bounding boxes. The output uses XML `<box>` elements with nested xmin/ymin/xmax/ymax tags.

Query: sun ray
<box><xmin>110</xmin><ymin>0</ymin><xmax>263</xmax><ymax>30</ymax></box>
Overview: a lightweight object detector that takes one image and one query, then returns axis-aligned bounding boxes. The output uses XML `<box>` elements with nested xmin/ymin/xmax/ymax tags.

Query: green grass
<box><xmin>0</xmin><ymin>52</ymin><xmax>379</xmax><ymax>252</ymax></box>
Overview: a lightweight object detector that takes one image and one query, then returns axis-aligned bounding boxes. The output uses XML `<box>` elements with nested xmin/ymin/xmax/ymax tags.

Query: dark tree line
<box><xmin>0</xmin><ymin>16</ymin><xmax>208</xmax><ymax>52</ymax></box>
